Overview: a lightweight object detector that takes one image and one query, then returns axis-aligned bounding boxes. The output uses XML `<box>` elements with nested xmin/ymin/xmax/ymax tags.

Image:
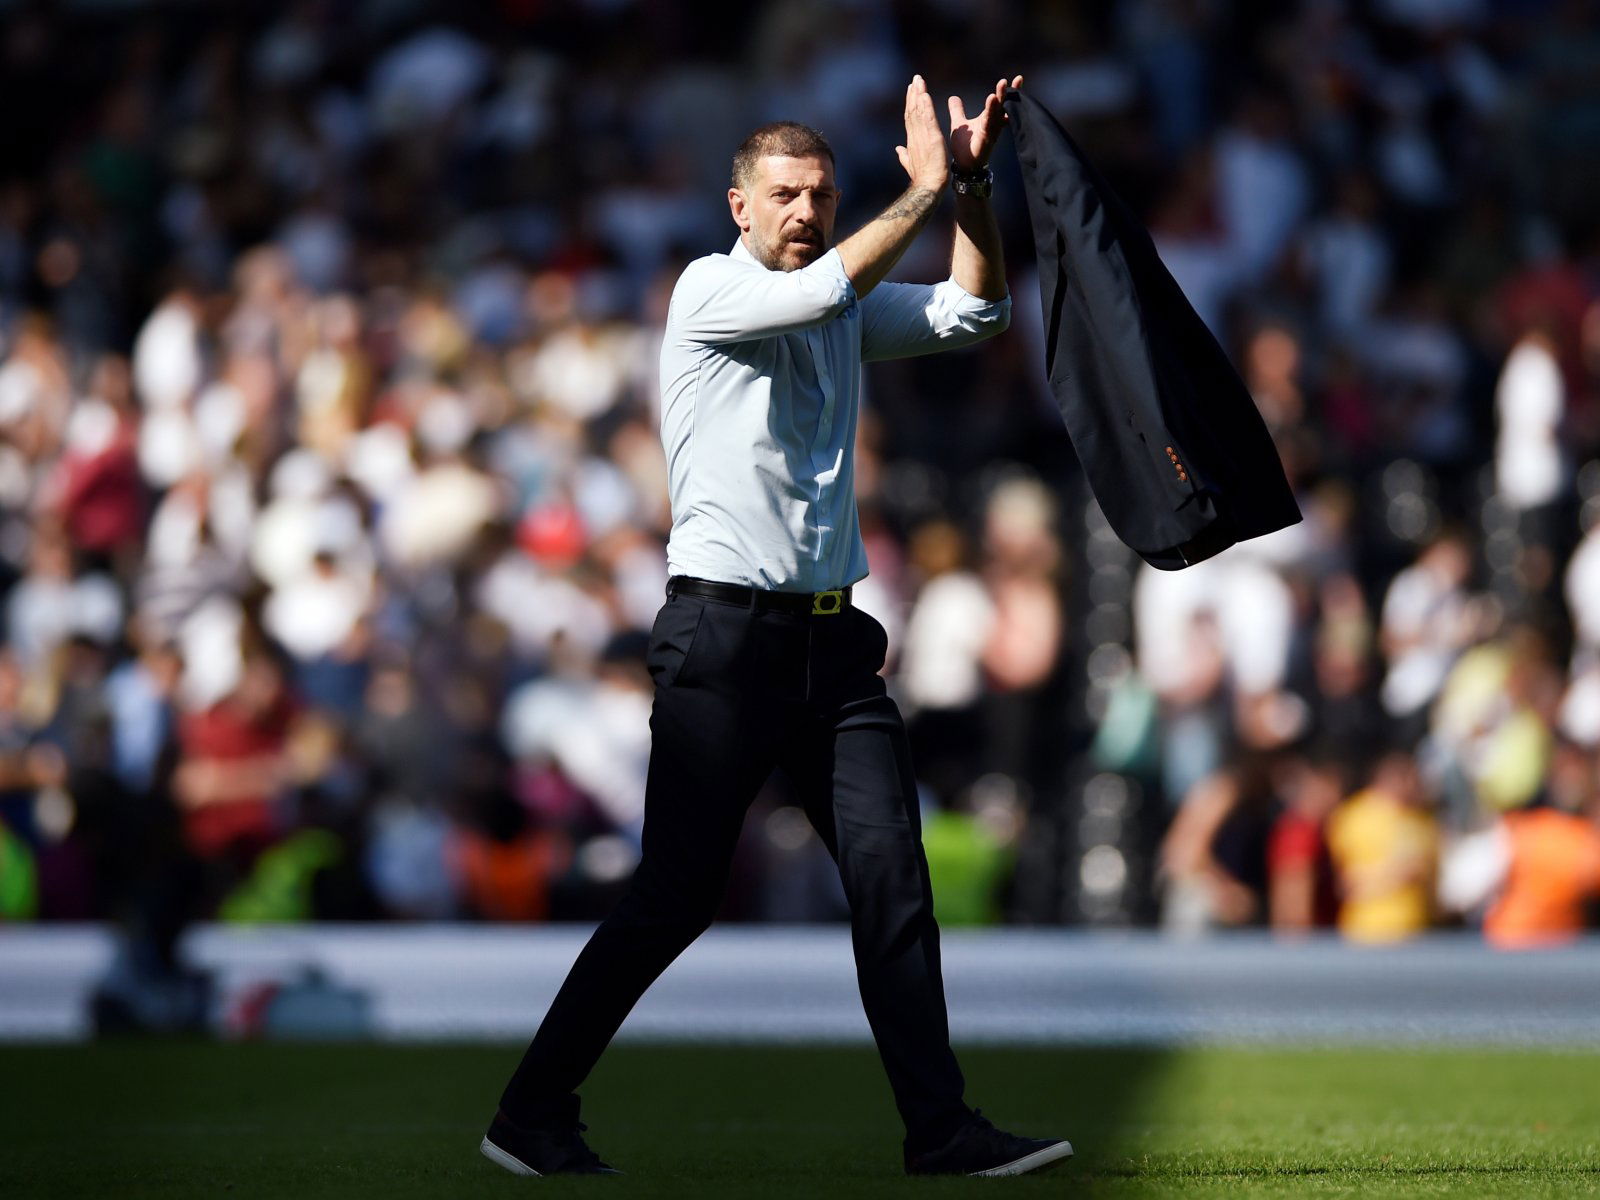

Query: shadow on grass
<box><xmin>586</xmin><ymin>1042</ymin><xmax>1174</xmax><ymax>1169</ymax></box>
<box><xmin>0</xmin><ymin>1039</ymin><xmax>1173</xmax><ymax>1192</ymax></box>
<box><xmin>1094</xmin><ymin>1164</ymin><xmax>1556</xmax><ymax>1180</ymax></box>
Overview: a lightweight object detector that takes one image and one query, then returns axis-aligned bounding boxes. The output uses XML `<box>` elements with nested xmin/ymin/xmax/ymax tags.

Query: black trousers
<box><xmin>499</xmin><ymin>589</ymin><xmax>971</xmax><ymax>1146</ymax></box>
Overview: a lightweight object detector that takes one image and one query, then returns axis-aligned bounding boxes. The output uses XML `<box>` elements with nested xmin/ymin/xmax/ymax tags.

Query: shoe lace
<box><xmin>960</xmin><ymin>1109</ymin><xmax>1012</xmax><ymax>1153</ymax></box>
<box><xmin>556</xmin><ymin>1120</ymin><xmax>605</xmax><ymax>1169</ymax></box>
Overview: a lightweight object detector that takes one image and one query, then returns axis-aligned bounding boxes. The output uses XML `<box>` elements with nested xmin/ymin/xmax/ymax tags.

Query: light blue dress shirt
<box><xmin>659</xmin><ymin>237</ymin><xmax>1011</xmax><ymax>592</ymax></box>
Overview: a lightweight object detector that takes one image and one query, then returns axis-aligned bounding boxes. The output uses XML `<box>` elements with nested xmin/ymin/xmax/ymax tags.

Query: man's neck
<box><xmin>731</xmin><ymin>235</ymin><xmax>763</xmax><ymax>268</ymax></box>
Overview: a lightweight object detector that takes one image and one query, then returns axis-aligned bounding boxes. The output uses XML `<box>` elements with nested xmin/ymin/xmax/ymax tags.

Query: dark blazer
<box><xmin>1002</xmin><ymin>88</ymin><xmax>1301</xmax><ymax>569</ymax></box>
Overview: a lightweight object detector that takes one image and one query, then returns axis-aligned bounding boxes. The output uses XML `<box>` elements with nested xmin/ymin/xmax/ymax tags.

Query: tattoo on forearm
<box><xmin>875</xmin><ymin>186</ymin><xmax>938</xmax><ymax>225</ymax></box>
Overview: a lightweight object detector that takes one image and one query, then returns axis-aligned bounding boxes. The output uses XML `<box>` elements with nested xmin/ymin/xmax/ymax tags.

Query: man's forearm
<box><xmin>835</xmin><ymin>184</ymin><xmax>943</xmax><ymax>298</ymax></box>
<box><xmin>951</xmin><ymin>192</ymin><xmax>1006</xmax><ymax>300</ymax></box>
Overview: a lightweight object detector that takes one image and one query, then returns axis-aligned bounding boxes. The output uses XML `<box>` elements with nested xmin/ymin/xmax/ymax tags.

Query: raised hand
<box><xmin>894</xmin><ymin>75</ymin><xmax>949</xmax><ymax>192</ymax></box>
<box><xmin>949</xmin><ymin>75</ymin><xmax>1023</xmax><ymax>172</ymax></box>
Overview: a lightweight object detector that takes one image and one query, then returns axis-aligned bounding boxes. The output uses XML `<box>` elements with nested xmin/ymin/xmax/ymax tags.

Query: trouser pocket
<box><xmin>645</xmin><ymin>598</ymin><xmax>705</xmax><ymax>689</ymax></box>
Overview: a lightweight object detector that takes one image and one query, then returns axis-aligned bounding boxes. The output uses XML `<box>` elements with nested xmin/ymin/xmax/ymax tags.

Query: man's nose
<box><xmin>792</xmin><ymin>193</ymin><xmax>817</xmax><ymax>222</ymax></box>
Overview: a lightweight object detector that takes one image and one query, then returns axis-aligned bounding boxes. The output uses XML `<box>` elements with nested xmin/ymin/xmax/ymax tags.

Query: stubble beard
<box><xmin>748</xmin><ymin>227</ymin><xmax>828</xmax><ymax>272</ymax></box>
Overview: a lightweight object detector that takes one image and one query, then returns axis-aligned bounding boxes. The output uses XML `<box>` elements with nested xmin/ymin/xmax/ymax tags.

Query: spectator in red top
<box><xmin>174</xmin><ymin>642</ymin><xmax>296</xmax><ymax>863</ymax></box>
<box><xmin>45</xmin><ymin>355</ymin><xmax>143</xmax><ymax>557</ymax></box>
<box><xmin>1267</xmin><ymin>750</ymin><xmax>1344</xmax><ymax>932</ymax></box>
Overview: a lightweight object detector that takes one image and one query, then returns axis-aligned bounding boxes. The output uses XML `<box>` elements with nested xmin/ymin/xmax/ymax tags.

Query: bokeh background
<box><xmin>2</xmin><ymin>0</ymin><xmax>1600</xmax><ymax>979</ymax></box>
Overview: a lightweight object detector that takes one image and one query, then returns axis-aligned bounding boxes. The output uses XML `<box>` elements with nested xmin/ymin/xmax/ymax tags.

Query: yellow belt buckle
<box><xmin>811</xmin><ymin>589</ymin><xmax>843</xmax><ymax>616</ymax></box>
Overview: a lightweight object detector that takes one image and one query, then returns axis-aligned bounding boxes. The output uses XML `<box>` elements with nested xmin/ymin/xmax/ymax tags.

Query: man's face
<box><xmin>728</xmin><ymin>154</ymin><xmax>840</xmax><ymax>272</ymax></box>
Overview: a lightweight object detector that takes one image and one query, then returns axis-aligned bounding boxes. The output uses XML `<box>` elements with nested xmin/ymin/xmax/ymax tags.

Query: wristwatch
<box><xmin>951</xmin><ymin>164</ymin><xmax>994</xmax><ymax>198</ymax></box>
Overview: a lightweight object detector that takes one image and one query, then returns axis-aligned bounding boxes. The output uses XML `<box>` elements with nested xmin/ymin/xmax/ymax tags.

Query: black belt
<box><xmin>667</xmin><ymin>575</ymin><xmax>853</xmax><ymax>616</ymax></box>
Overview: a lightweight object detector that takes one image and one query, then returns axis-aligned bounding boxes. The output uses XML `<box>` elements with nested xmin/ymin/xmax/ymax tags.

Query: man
<box><xmin>482</xmin><ymin>74</ymin><xmax>1073</xmax><ymax>1179</ymax></box>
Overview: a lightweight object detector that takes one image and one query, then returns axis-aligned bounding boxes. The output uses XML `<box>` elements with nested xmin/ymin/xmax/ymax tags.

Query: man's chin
<box><xmin>781</xmin><ymin>243</ymin><xmax>824</xmax><ymax>270</ymax></box>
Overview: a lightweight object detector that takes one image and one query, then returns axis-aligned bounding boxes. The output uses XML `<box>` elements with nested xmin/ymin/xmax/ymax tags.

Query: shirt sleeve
<box><xmin>1268</xmin><ymin>815</ymin><xmax>1320</xmax><ymax>872</ymax></box>
<box><xmin>669</xmin><ymin>249</ymin><xmax>856</xmax><ymax>344</ymax></box>
<box><xmin>859</xmin><ymin>278</ymin><xmax>1011</xmax><ymax>362</ymax></box>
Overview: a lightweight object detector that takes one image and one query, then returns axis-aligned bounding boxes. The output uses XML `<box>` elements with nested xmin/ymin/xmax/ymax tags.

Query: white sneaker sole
<box><xmin>484</xmin><ymin>1128</ymin><xmax>1068</xmax><ymax>1180</ymax></box>
<box><xmin>970</xmin><ymin>1139</ymin><xmax>1075</xmax><ymax>1177</ymax></box>
<box><xmin>480</xmin><ymin>1135</ymin><xmax>541</xmax><ymax>1176</ymax></box>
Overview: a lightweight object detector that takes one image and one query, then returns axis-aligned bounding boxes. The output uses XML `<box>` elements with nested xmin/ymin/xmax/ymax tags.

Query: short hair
<box><xmin>731</xmin><ymin>121</ymin><xmax>835</xmax><ymax>190</ymax></box>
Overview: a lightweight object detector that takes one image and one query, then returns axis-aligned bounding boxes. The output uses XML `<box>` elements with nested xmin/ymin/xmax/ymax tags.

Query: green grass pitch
<box><xmin>3</xmin><ymin>1041</ymin><xmax>1598</xmax><ymax>1197</ymax></box>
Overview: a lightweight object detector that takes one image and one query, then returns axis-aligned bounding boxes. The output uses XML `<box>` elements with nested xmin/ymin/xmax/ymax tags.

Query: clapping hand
<box><xmin>895</xmin><ymin>75</ymin><xmax>950</xmax><ymax>192</ymax></box>
<box><xmin>949</xmin><ymin>75</ymin><xmax>1023</xmax><ymax>173</ymax></box>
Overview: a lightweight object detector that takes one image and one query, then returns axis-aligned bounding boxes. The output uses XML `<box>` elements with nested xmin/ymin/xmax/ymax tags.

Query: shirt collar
<box><xmin>729</xmin><ymin>236</ymin><xmax>762</xmax><ymax>268</ymax></box>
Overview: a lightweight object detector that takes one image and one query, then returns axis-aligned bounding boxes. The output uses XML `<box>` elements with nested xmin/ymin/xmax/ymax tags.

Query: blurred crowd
<box><xmin>0</xmin><ymin>0</ymin><xmax>1599</xmax><ymax>948</ymax></box>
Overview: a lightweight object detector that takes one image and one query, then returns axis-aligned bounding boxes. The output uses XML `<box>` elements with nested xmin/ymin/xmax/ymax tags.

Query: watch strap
<box><xmin>951</xmin><ymin>163</ymin><xmax>994</xmax><ymax>197</ymax></box>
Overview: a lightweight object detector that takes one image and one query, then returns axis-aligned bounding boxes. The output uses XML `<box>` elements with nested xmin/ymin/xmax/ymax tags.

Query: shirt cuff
<box><xmin>940</xmin><ymin>276</ymin><xmax>1011</xmax><ymax>315</ymax></box>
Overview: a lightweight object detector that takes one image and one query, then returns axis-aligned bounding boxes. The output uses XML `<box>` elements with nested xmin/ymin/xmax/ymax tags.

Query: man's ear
<box><xmin>728</xmin><ymin>187</ymin><xmax>751</xmax><ymax>233</ymax></box>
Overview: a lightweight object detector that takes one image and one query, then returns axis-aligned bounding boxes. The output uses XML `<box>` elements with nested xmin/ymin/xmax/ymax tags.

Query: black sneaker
<box><xmin>480</xmin><ymin>1097</ymin><xmax>620</xmax><ymax>1176</ymax></box>
<box><xmin>904</xmin><ymin>1109</ymin><xmax>1073</xmax><ymax>1177</ymax></box>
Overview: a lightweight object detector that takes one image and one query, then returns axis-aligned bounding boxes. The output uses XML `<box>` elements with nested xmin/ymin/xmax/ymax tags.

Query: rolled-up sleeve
<box><xmin>671</xmin><ymin>248</ymin><xmax>856</xmax><ymax>344</ymax></box>
<box><xmin>859</xmin><ymin>279</ymin><xmax>1011</xmax><ymax>362</ymax></box>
